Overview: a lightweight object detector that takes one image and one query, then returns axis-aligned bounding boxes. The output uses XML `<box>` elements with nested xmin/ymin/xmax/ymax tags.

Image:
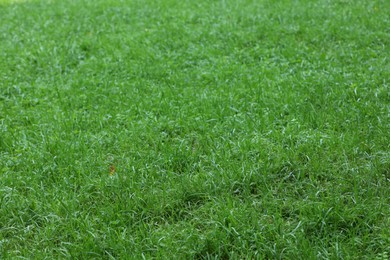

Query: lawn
<box><xmin>0</xmin><ymin>0</ymin><xmax>389</xmax><ymax>258</ymax></box>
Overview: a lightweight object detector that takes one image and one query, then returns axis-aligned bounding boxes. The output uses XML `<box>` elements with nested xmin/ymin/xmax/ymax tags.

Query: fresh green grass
<box><xmin>0</xmin><ymin>0</ymin><xmax>389</xmax><ymax>258</ymax></box>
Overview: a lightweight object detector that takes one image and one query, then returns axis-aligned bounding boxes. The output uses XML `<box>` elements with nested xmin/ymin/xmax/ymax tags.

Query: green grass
<box><xmin>0</xmin><ymin>0</ymin><xmax>389</xmax><ymax>258</ymax></box>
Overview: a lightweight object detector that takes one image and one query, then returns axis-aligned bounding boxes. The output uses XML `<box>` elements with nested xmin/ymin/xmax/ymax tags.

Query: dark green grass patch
<box><xmin>0</xmin><ymin>0</ymin><xmax>389</xmax><ymax>258</ymax></box>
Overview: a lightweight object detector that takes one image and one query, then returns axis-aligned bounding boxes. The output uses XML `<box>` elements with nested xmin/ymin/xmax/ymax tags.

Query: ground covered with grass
<box><xmin>0</xmin><ymin>0</ymin><xmax>389</xmax><ymax>258</ymax></box>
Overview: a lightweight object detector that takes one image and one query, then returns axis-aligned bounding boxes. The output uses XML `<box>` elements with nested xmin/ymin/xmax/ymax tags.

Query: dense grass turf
<box><xmin>1</xmin><ymin>0</ymin><xmax>389</xmax><ymax>258</ymax></box>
